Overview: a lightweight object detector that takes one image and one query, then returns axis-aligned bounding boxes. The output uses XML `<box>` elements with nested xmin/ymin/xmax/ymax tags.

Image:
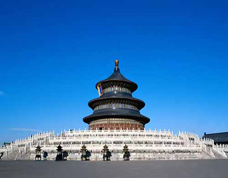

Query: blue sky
<box><xmin>0</xmin><ymin>0</ymin><xmax>228</xmax><ymax>145</ymax></box>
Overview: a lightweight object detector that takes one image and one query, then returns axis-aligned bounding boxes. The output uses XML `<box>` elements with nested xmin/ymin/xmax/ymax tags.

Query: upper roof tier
<box><xmin>95</xmin><ymin>60</ymin><xmax>138</xmax><ymax>92</ymax></box>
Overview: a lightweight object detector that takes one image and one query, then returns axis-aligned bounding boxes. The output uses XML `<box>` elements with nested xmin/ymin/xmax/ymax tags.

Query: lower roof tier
<box><xmin>83</xmin><ymin>108</ymin><xmax>150</xmax><ymax>124</ymax></box>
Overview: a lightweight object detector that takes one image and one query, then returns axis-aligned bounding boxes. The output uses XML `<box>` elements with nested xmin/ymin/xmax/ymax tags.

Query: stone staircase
<box><xmin>201</xmin><ymin>150</ymin><xmax>214</xmax><ymax>159</ymax></box>
<box><xmin>212</xmin><ymin>149</ymin><xmax>227</xmax><ymax>159</ymax></box>
<box><xmin>2</xmin><ymin>149</ymin><xmax>19</xmax><ymax>160</ymax></box>
<box><xmin>2</xmin><ymin>145</ymin><xmax>31</xmax><ymax>160</ymax></box>
<box><xmin>16</xmin><ymin>151</ymin><xmax>31</xmax><ymax>160</ymax></box>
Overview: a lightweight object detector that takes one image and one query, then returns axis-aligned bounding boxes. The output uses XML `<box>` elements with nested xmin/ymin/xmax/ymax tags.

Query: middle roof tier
<box><xmin>88</xmin><ymin>95</ymin><xmax>146</xmax><ymax>110</ymax></box>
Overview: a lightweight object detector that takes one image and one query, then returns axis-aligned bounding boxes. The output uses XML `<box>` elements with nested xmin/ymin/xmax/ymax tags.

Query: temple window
<box><xmin>94</xmin><ymin>103</ymin><xmax>138</xmax><ymax>111</ymax></box>
<box><xmin>103</xmin><ymin>87</ymin><xmax>131</xmax><ymax>94</ymax></box>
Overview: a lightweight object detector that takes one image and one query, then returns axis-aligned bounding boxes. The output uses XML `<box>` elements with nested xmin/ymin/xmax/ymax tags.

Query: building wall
<box><xmin>89</xmin><ymin>123</ymin><xmax>144</xmax><ymax>130</ymax></box>
<box><xmin>89</xmin><ymin>118</ymin><xmax>144</xmax><ymax>130</ymax></box>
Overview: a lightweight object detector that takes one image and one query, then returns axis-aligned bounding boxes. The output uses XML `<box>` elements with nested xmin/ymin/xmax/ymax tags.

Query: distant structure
<box><xmin>0</xmin><ymin>60</ymin><xmax>227</xmax><ymax>160</ymax></box>
<box><xmin>203</xmin><ymin>132</ymin><xmax>228</xmax><ymax>145</ymax></box>
<box><xmin>83</xmin><ymin>60</ymin><xmax>150</xmax><ymax>130</ymax></box>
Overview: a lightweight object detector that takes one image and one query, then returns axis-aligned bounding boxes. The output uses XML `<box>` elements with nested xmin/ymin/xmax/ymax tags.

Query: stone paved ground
<box><xmin>0</xmin><ymin>160</ymin><xmax>228</xmax><ymax>178</ymax></box>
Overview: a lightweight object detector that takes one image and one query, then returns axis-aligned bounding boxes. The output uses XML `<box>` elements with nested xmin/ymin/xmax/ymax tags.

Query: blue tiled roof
<box><xmin>203</xmin><ymin>132</ymin><xmax>228</xmax><ymax>143</ymax></box>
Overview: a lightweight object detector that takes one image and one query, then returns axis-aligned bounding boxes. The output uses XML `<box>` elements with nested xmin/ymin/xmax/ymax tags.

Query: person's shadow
<box><xmin>0</xmin><ymin>152</ymin><xmax>3</xmax><ymax>160</ymax></box>
<box><xmin>85</xmin><ymin>150</ymin><xmax>91</xmax><ymax>161</ymax></box>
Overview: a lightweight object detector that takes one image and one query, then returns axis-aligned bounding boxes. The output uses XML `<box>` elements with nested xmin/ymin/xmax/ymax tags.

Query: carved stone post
<box><xmin>102</xmin><ymin>145</ymin><xmax>111</xmax><ymax>161</ymax></box>
<box><xmin>56</xmin><ymin>145</ymin><xmax>63</xmax><ymax>161</ymax></box>
<box><xmin>123</xmin><ymin>145</ymin><xmax>130</xmax><ymax>161</ymax></box>
<box><xmin>80</xmin><ymin>145</ymin><xmax>87</xmax><ymax>161</ymax></box>
<box><xmin>35</xmin><ymin>145</ymin><xmax>42</xmax><ymax>161</ymax></box>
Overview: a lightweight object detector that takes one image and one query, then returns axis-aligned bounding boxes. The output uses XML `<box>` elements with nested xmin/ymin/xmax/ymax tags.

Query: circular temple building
<box><xmin>83</xmin><ymin>60</ymin><xmax>150</xmax><ymax>130</ymax></box>
<box><xmin>0</xmin><ymin>60</ymin><xmax>224</xmax><ymax>161</ymax></box>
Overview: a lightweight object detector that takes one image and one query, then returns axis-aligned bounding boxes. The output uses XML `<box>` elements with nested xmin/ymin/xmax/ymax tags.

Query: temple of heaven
<box><xmin>83</xmin><ymin>60</ymin><xmax>150</xmax><ymax>130</ymax></box>
<box><xmin>0</xmin><ymin>60</ymin><xmax>227</xmax><ymax>161</ymax></box>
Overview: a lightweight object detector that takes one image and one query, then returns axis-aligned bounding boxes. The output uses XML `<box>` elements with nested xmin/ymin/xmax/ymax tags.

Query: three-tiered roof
<box><xmin>83</xmin><ymin>60</ymin><xmax>150</xmax><ymax>130</ymax></box>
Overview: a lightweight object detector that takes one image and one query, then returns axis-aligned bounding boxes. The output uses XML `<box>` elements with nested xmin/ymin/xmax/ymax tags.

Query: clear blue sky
<box><xmin>0</xmin><ymin>0</ymin><xmax>228</xmax><ymax>145</ymax></box>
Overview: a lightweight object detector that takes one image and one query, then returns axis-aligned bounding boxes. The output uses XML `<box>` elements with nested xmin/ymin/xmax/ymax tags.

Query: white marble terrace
<box><xmin>0</xmin><ymin>129</ymin><xmax>227</xmax><ymax>160</ymax></box>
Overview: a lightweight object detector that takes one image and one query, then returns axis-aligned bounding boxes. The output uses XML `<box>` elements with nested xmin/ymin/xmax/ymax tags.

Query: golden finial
<box><xmin>115</xmin><ymin>59</ymin><xmax>119</xmax><ymax>70</ymax></box>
